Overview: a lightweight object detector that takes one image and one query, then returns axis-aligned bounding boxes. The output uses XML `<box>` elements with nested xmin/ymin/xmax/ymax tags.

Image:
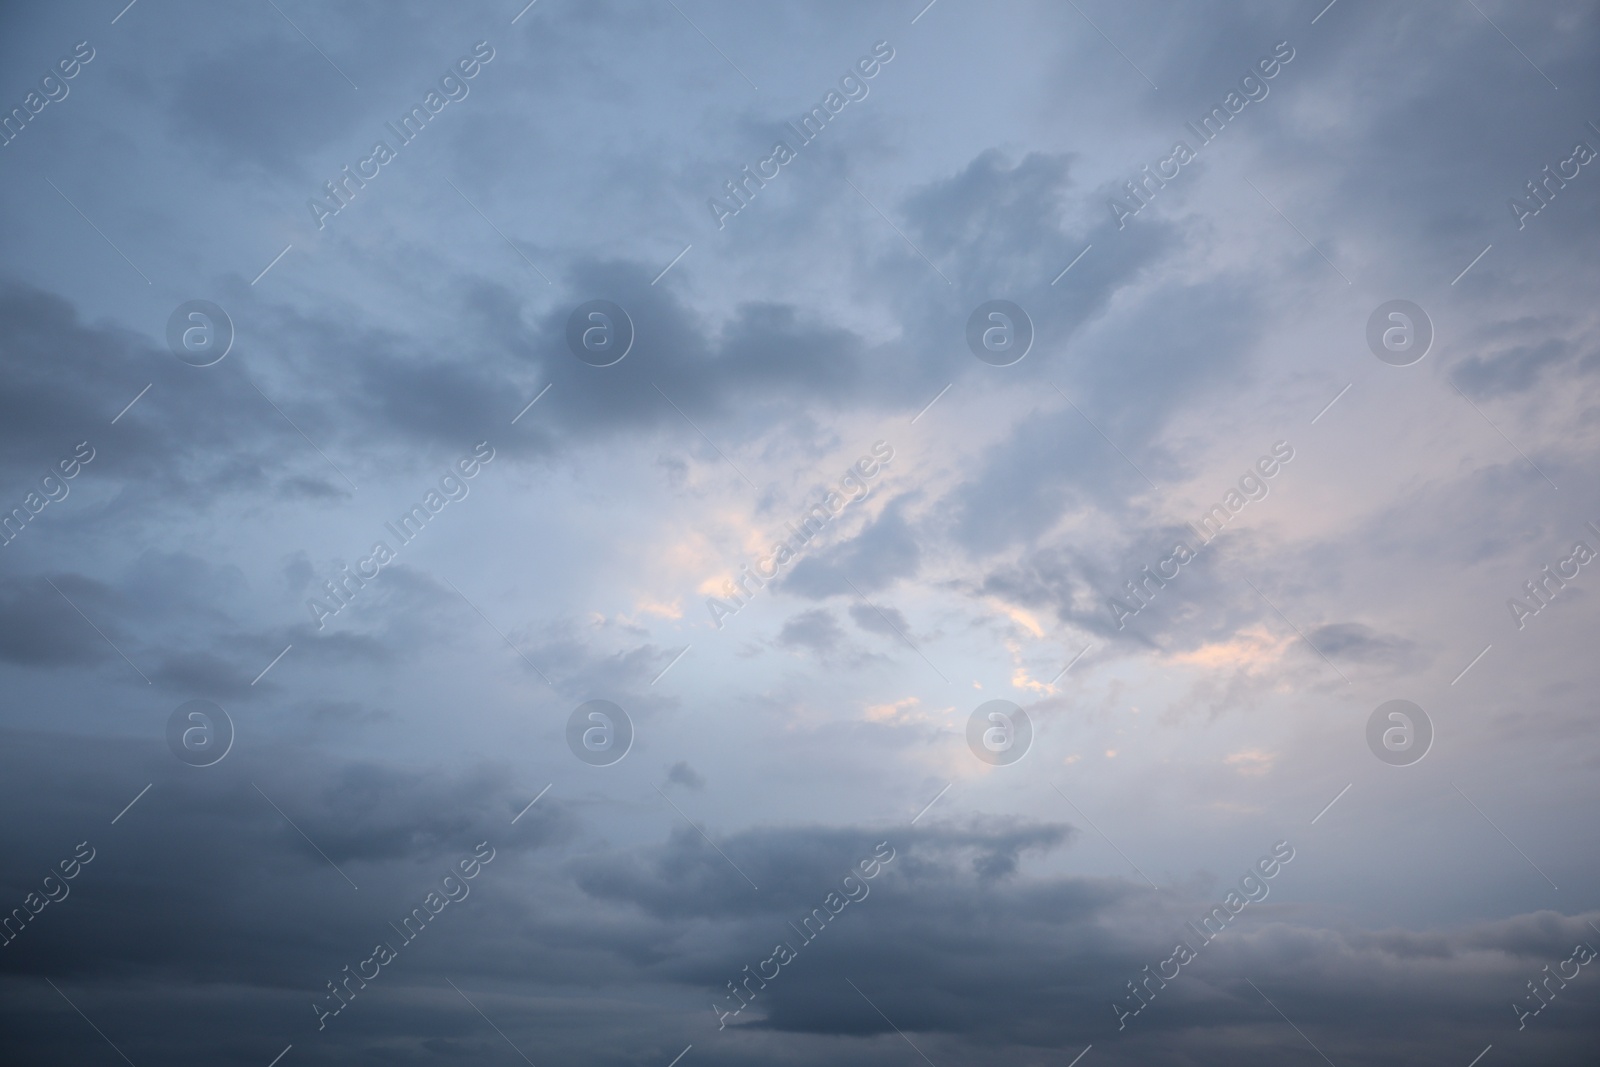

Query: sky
<box><xmin>1</xmin><ymin>0</ymin><xmax>1599</xmax><ymax>1064</ymax></box>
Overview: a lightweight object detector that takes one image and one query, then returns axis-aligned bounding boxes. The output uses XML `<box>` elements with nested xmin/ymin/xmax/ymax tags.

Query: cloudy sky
<box><xmin>2</xmin><ymin>0</ymin><xmax>1599</xmax><ymax>1063</ymax></box>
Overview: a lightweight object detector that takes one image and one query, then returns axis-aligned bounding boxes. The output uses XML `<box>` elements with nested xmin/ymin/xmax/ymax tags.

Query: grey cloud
<box><xmin>665</xmin><ymin>760</ymin><xmax>705</xmax><ymax>790</ymax></box>
<box><xmin>848</xmin><ymin>600</ymin><xmax>911</xmax><ymax>639</ymax></box>
<box><xmin>777</xmin><ymin>608</ymin><xmax>844</xmax><ymax>652</ymax></box>
<box><xmin>785</xmin><ymin>496</ymin><xmax>921</xmax><ymax>598</ymax></box>
<box><xmin>1451</xmin><ymin>336</ymin><xmax>1590</xmax><ymax>398</ymax></box>
<box><xmin>1308</xmin><ymin>621</ymin><xmax>1422</xmax><ymax>666</ymax></box>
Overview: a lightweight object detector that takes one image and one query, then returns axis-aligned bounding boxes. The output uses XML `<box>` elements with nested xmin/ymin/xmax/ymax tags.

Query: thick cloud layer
<box><xmin>2</xmin><ymin>1</ymin><xmax>1599</xmax><ymax>1064</ymax></box>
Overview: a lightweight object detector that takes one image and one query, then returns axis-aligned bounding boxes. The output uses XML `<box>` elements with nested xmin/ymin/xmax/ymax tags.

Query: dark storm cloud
<box><xmin>0</xmin><ymin>725</ymin><xmax>575</xmax><ymax>1064</ymax></box>
<box><xmin>0</xmin><ymin>728</ymin><xmax>572</xmax><ymax>976</ymax></box>
<box><xmin>3</xmin><ymin>734</ymin><xmax>1598</xmax><ymax>1067</ymax></box>
<box><xmin>0</xmin><ymin>549</ymin><xmax>387</xmax><ymax>697</ymax></box>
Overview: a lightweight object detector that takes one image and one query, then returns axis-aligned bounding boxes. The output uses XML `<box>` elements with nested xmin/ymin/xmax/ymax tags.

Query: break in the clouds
<box><xmin>2</xmin><ymin>1</ymin><xmax>1599</xmax><ymax>1065</ymax></box>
